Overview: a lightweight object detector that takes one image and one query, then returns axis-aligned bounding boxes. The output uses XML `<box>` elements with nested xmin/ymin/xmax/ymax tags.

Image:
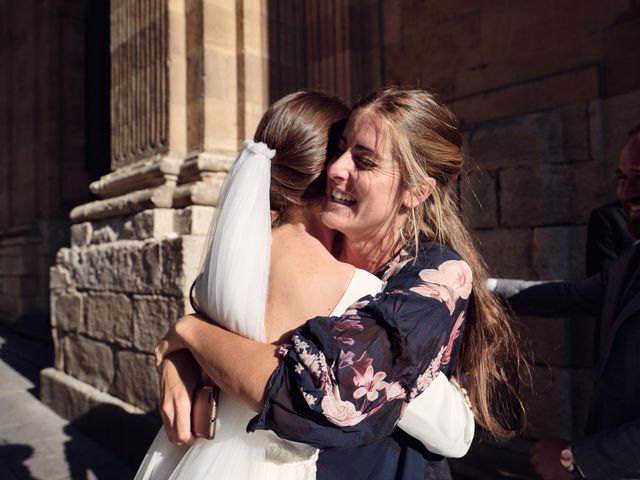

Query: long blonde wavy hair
<box><xmin>353</xmin><ymin>86</ymin><xmax>529</xmax><ymax>439</ymax></box>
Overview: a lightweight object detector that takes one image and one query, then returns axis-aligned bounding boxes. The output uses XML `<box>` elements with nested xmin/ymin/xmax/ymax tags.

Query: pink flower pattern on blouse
<box><xmin>410</xmin><ymin>260</ymin><xmax>473</xmax><ymax>314</ymax></box>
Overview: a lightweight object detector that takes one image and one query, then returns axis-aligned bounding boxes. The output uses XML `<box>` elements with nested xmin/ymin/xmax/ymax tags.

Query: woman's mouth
<box><xmin>331</xmin><ymin>189</ymin><xmax>357</xmax><ymax>206</ymax></box>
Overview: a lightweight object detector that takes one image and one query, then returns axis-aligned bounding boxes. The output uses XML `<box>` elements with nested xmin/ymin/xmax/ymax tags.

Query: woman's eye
<box><xmin>355</xmin><ymin>156</ymin><xmax>376</xmax><ymax>170</ymax></box>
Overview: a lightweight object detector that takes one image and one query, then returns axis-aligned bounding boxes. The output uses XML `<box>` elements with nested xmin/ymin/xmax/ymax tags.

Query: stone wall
<box><xmin>0</xmin><ymin>0</ymin><xmax>636</xmax><ymax>473</ymax></box>
<box><xmin>45</xmin><ymin>206</ymin><xmax>211</xmax><ymax>412</ymax></box>
<box><xmin>463</xmin><ymin>91</ymin><xmax>640</xmax><ymax>281</ymax></box>
<box><xmin>382</xmin><ymin>0</ymin><xmax>640</xmax><ymax>124</ymax></box>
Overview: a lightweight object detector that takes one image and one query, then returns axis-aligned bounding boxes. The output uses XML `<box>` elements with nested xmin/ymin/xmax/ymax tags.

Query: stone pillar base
<box><xmin>40</xmin><ymin>367</ymin><xmax>160</xmax><ymax>467</ymax></box>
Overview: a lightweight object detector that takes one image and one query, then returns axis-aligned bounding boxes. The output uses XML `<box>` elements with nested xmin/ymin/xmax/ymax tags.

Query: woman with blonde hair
<box><xmin>153</xmin><ymin>86</ymin><xmax>526</xmax><ymax>479</ymax></box>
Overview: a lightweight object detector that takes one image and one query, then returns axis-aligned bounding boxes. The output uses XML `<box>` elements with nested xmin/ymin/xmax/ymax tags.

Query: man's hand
<box><xmin>530</xmin><ymin>438</ymin><xmax>573</xmax><ymax>480</ymax></box>
<box><xmin>158</xmin><ymin>349</ymin><xmax>201</xmax><ymax>445</ymax></box>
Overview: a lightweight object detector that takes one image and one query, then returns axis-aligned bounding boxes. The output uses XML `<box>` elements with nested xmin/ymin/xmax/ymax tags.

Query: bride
<box><xmin>135</xmin><ymin>90</ymin><xmax>474</xmax><ymax>479</ymax></box>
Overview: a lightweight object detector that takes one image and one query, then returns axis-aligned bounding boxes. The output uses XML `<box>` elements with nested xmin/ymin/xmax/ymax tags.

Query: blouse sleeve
<box><xmin>248</xmin><ymin>243</ymin><xmax>473</xmax><ymax>449</ymax></box>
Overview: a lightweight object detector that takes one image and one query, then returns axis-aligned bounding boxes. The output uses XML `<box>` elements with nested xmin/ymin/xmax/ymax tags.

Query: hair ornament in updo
<box><xmin>244</xmin><ymin>139</ymin><xmax>276</xmax><ymax>160</ymax></box>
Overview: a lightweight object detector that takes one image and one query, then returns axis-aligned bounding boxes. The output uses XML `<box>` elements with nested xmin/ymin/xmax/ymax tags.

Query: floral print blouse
<box><xmin>249</xmin><ymin>239</ymin><xmax>472</xmax><ymax>480</ymax></box>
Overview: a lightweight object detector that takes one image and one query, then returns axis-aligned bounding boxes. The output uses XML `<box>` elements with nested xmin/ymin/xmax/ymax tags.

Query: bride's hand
<box><xmin>158</xmin><ymin>350</ymin><xmax>200</xmax><ymax>445</ymax></box>
<box><xmin>154</xmin><ymin>319</ymin><xmax>188</xmax><ymax>367</ymax></box>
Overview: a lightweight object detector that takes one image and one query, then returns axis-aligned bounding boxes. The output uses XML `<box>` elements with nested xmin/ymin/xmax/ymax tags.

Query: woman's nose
<box><xmin>328</xmin><ymin>150</ymin><xmax>353</xmax><ymax>181</ymax></box>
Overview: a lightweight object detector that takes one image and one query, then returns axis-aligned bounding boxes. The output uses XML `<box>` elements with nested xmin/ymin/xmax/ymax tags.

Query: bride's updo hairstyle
<box><xmin>352</xmin><ymin>86</ymin><xmax>529</xmax><ymax>439</ymax></box>
<box><xmin>253</xmin><ymin>91</ymin><xmax>349</xmax><ymax>226</ymax></box>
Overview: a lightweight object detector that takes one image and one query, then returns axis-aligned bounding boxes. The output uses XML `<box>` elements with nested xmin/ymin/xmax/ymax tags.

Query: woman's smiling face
<box><xmin>322</xmin><ymin>109</ymin><xmax>407</xmax><ymax>243</ymax></box>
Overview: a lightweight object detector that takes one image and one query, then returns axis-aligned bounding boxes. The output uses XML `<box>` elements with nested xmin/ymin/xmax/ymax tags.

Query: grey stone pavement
<box><xmin>0</xmin><ymin>329</ymin><xmax>134</xmax><ymax>480</ymax></box>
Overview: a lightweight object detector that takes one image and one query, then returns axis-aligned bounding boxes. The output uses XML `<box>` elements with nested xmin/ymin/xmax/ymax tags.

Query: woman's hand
<box><xmin>158</xmin><ymin>349</ymin><xmax>201</xmax><ymax>445</ymax></box>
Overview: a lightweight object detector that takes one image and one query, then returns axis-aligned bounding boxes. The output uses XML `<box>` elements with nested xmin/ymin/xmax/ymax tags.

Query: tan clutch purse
<box><xmin>191</xmin><ymin>384</ymin><xmax>219</xmax><ymax>440</ymax></box>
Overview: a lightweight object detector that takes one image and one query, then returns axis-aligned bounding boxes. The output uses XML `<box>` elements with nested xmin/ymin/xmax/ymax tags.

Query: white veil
<box><xmin>154</xmin><ymin>140</ymin><xmax>278</xmax><ymax>479</ymax></box>
<box><xmin>193</xmin><ymin>139</ymin><xmax>274</xmax><ymax>342</ymax></box>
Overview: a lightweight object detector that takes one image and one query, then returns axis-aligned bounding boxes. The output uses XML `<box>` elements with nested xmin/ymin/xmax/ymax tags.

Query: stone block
<box><xmin>52</xmin><ymin>330</ymin><xmax>65</xmax><ymax>370</ymax></box>
<box><xmin>174</xmin><ymin>205</ymin><xmax>215</xmax><ymax>235</ymax></box>
<box><xmin>601</xmin><ymin>89</ymin><xmax>640</xmax><ymax>166</ymax></box>
<box><xmin>160</xmin><ymin>235</ymin><xmax>207</xmax><ymax>297</ymax></box>
<box><xmin>112</xmin><ymin>351</ymin><xmax>159</xmax><ymax>412</ymax></box>
<box><xmin>56</xmin><ymin>247</ymin><xmax>73</xmax><ymax>271</ymax></box>
<box><xmin>123</xmin><ymin>208</ymin><xmax>175</xmax><ymax>240</ymax></box>
<box><xmin>59</xmin><ymin>236</ymin><xmax>201</xmax><ymax>298</ymax></box>
<box><xmin>86</xmin><ymin>292</ymin><xmax>133</xmax><ymax>347</ymax></box>
<box><xmin>473</xmin><ymin>228</ymin><xmax>534</xmax><ymax>278</ymax></box>
<box><xmin>203</xmin><ymin>1</ymin><xmax>236</xmax><ymax>51</ymax></box>
<box><xmin>531</xmin><ymin>226</ymin><xmax>587</xmax><ymax>280</ymax></box>
<box><xmin>450</xmin><ymin>66</ymin><xmax>599</xmax><ymax>125</ymax></box>
<box><xmin>499</xmin><ymin>164</ymin><xmax>573</xmax><ymax>227</ymax></box>
<box><xmin>91</xmin><ymin>220</ymin><xmax>119</xmax><ymax>244</ymax></box>
<box><xmin>602</xmin><ymin>16</ymin><xmax>640</xmax><ymax>97</ymax></box>
<box><xmin>588</xmin><ymin>99</ymin><xmax>606</xmax><ymax>166</ymax></box>
<box><xmin>569</xmin><ymin>159</ymin><xmax>613</xmax><ymax>222</ymax></box>
<box><xmin>469</xmin><ymin>113</ymin><xmax>562</xmax><ymax>172</ymax></box>
<box><xmin>132</xmin><ymin>295</ymin><xmax>185</xmax><ymax>352</ymax></box>
<box><xmin>559</xmin><ymin>102</ymin><xmax>589</xmax><ymax>162</ymax></box>
<box><xmin>52</xmin><ymin>291</ymin><xmax>83</xmax><ymax>333</ymax></box>
<box><xmin>68</xmin><ymin>241</ymin><xmax>164</xmax><ymax>295</ymax></box>
<box><xmin>461</xmin><ymin>166</ymin><xmax>498</xmax><ymax>230</ymax></box>
<box><xmin>204</xmin><ymin>99</ymin><xmax>238</xmax><ymax>150</ymax></box>
<box><xmin>49</xmin><ymin>265</ymin><xmax>73</xmax><ymax>290</ymax></box>
<box><xmin>64</xmin><ymin>335</ymin><xmax>114</xmax><ymax>391</ymax></box>
<box><xmin>521</xmin><ymin>365</ymin><xmax>573</xmax><ymax>439</ymax></box>
<box><xmin>70</xmin><ymin>222</ymin><xmax>92</xmax><ymax>247</ymax></box>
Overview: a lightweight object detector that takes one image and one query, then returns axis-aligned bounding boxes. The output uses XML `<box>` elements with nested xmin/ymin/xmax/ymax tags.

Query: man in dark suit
<box><xmin>585</xmin><ymin>200</ymin><xmax>635</xmax><ymax>276</ymax></box>
<box><xmin>509</xmin><ymin>126</ymin><xmax>640</xmax><ymax>479</ymax></box>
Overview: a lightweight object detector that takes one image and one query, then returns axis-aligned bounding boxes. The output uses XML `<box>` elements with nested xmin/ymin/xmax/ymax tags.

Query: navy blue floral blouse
<box><xmin>249</xmin><ymin>239</ymin><xmax>472</xmax><ymax>480</ymax></box>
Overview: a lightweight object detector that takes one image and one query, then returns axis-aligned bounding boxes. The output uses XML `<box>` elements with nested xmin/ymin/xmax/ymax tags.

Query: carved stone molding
<box><xmin>71</xmin><ymin>148</ymin><xmax>236</xmax><ymax>222</ymax></box>
<box><xmin>90</xmin><ymin>154</ymin><xmax>184</xmax><ymax>199</ymax></box>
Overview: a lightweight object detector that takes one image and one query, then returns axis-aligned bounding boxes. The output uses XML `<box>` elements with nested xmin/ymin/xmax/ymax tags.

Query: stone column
<box><xmin>40</xmin><ymin>0</ymin><xmax>269</xmax><ymax>461</ymax></box>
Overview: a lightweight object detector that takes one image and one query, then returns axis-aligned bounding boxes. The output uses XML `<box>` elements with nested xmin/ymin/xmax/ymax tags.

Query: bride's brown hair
<box><xmin>253</xmin><ymin>91</ymin><xmax>349</xmax><ymax>226</ymax></box>
<box><xmin>191</xmin><ymin>91</ymin><xmax>348</xmax><ymax>313</ymax></box>
<box><xmin>353</xmin><ymin>86</ymin><xmax>529</xmax><ymax>439</ymax></box>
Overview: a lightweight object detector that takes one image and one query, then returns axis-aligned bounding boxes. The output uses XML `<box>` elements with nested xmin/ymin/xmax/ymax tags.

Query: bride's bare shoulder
<box><xmin>270</xmin><ymin>225</ymin><xmax>353</xmax><ymax>280</ymax></box>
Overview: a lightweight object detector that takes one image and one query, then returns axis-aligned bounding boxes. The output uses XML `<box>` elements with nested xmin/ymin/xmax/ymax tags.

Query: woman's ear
<box><xmin>402</xmin><ymin>177</ymin><xmax>436</xmax><ymax>209</ymax></box>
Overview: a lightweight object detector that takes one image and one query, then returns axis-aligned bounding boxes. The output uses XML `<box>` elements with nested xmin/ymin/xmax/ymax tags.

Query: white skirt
<box><xmin>135</xmin><ymin>391</ymin><xmax>318</xmax><ymax>480</ymax></box>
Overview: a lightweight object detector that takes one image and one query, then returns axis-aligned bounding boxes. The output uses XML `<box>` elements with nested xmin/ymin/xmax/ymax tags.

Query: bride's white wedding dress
<box><xmin>135</xmin><ymin>269</ymin><xmax>384</xmax><ymax>480</ymax></box>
